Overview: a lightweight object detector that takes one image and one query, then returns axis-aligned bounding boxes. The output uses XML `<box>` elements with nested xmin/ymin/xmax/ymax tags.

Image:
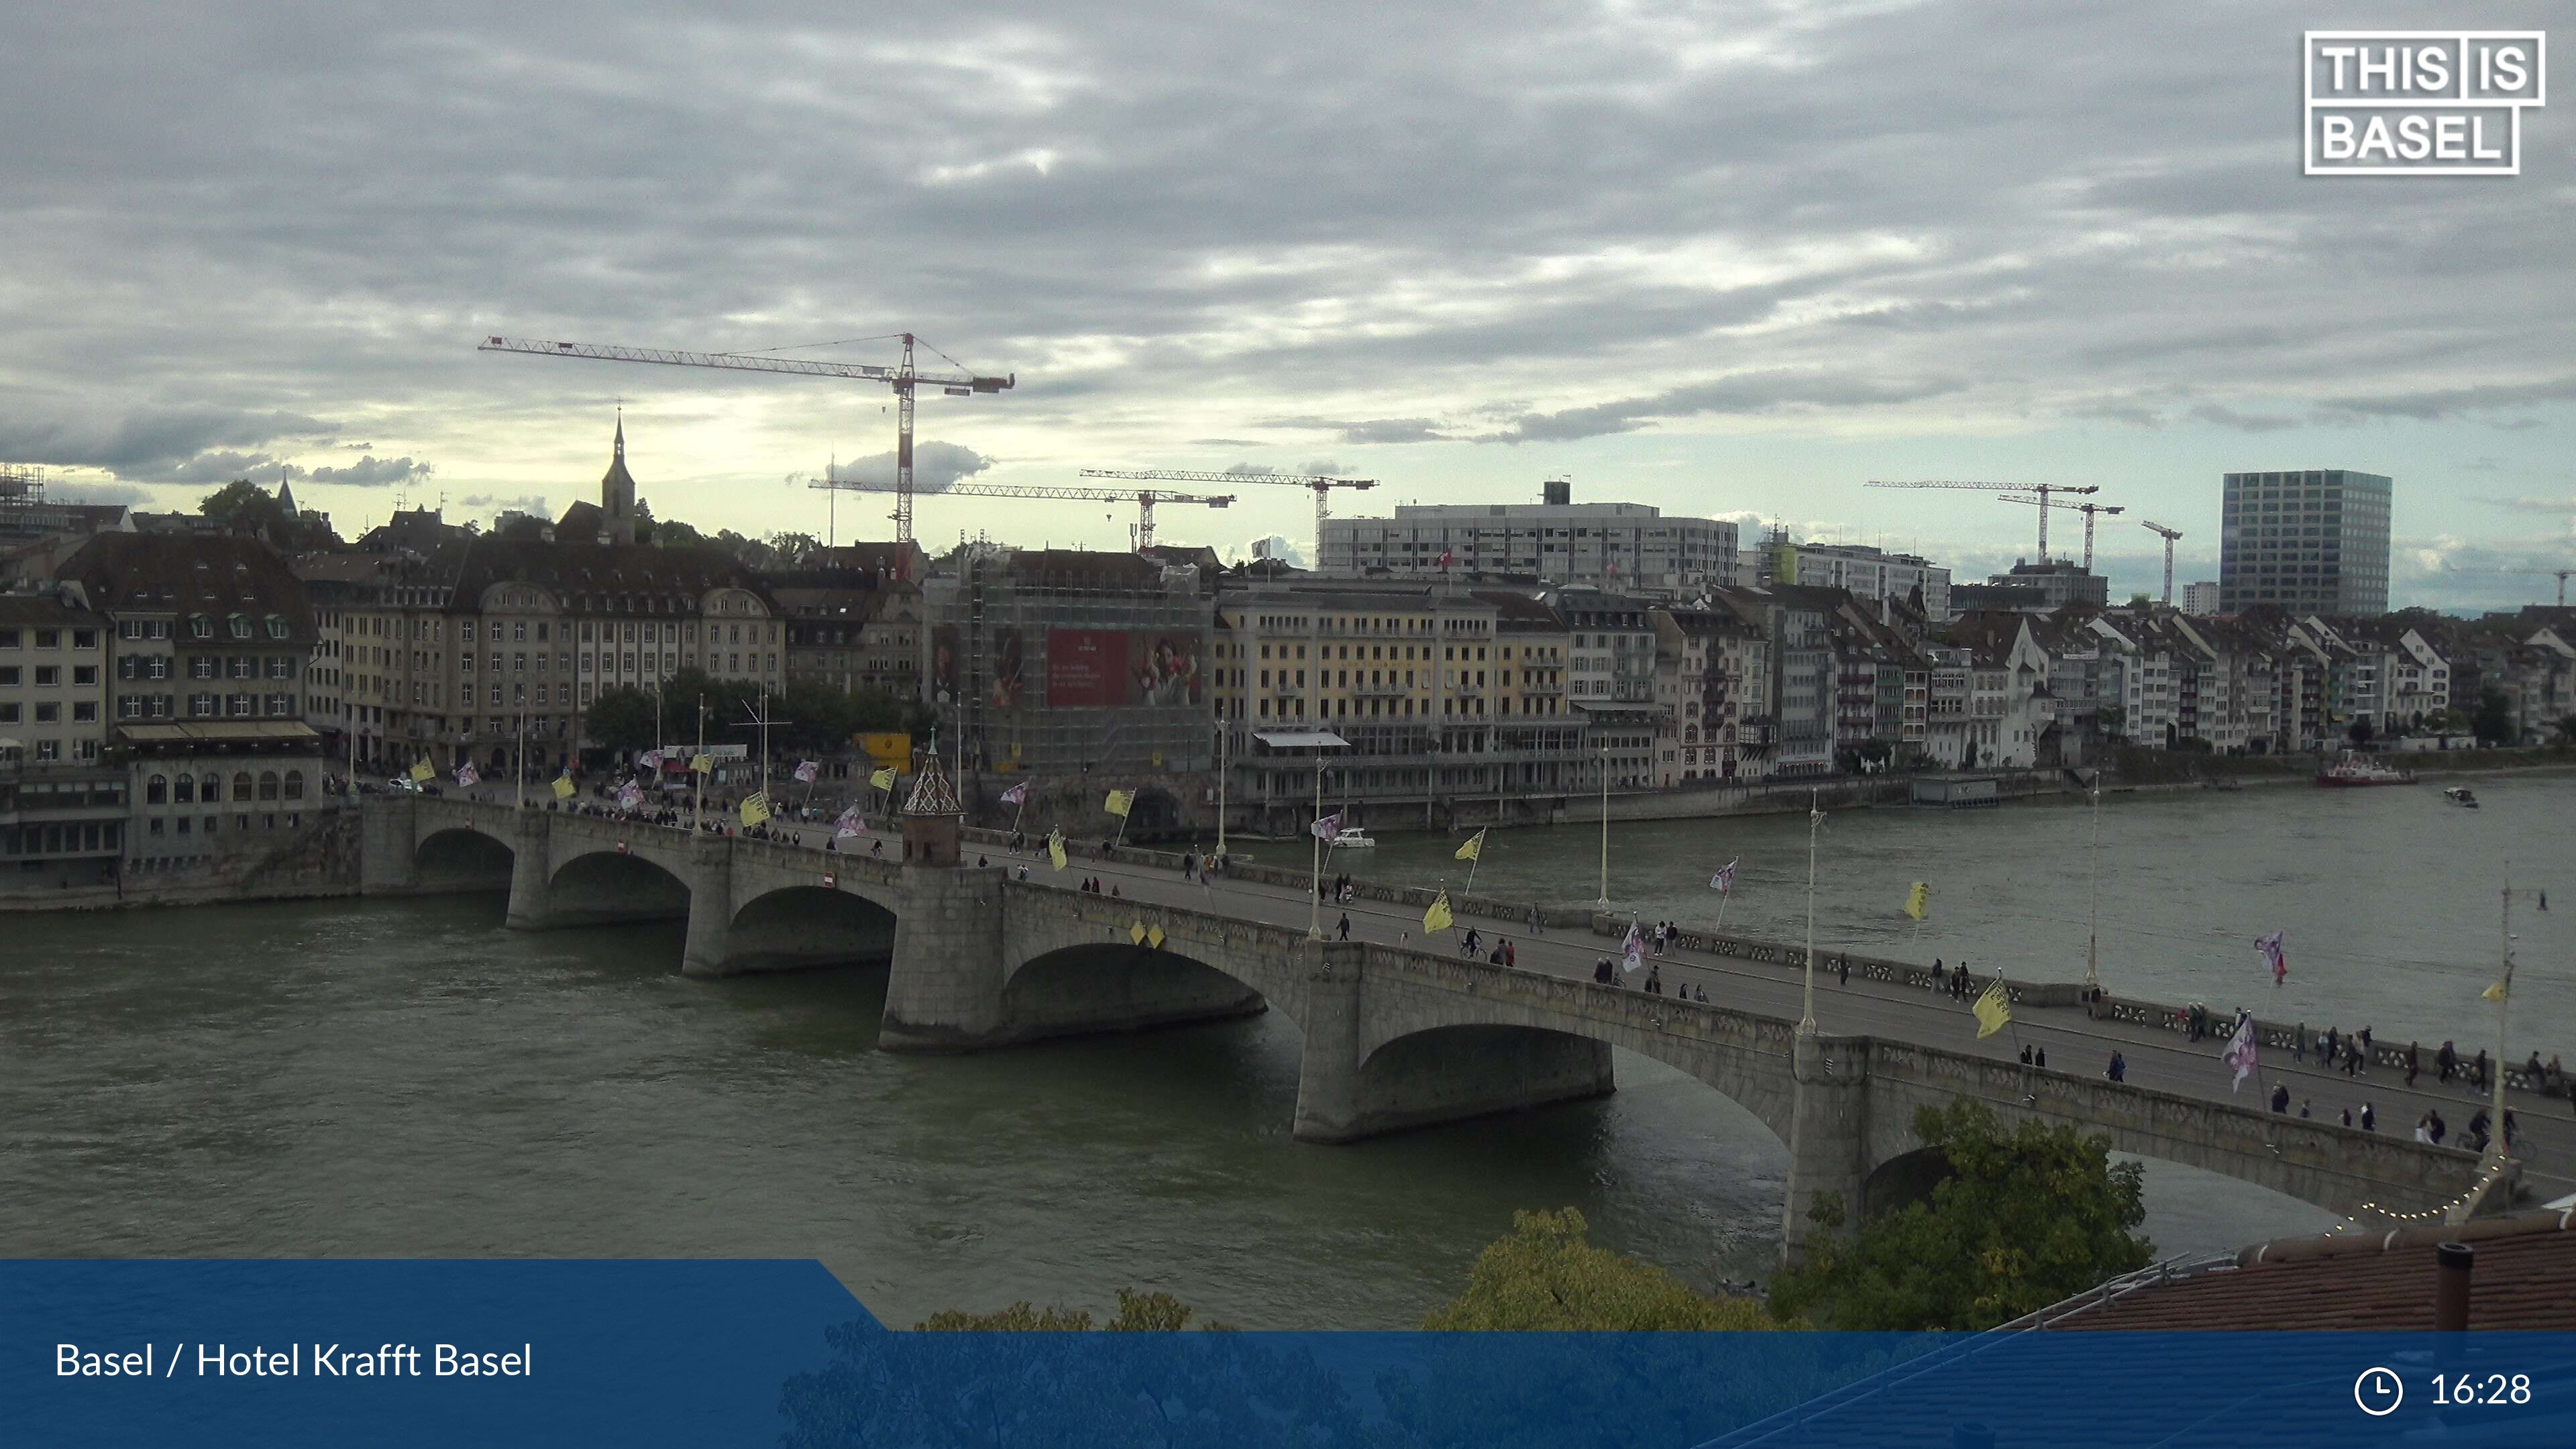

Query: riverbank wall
<box><xmin>0</xmin><ymin>806</ymin><xmax>364</xmax><ymax>914</ymax></box>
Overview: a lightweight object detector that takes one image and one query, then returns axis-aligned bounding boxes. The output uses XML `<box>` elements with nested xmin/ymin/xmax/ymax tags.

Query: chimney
<box><xmin>2434</xmin><ymin>1241</ymin><xmax>2473</xmax><ymax>1330</ymax></box>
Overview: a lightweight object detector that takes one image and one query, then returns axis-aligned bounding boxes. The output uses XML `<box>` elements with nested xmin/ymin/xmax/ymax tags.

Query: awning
<box><xmin>1252</xmin><ymin>729</ymin><xmax>1352</xmax><ymax>749</ymax></box>
<box><xmin>115</xmin><ymin>721</ymin><xmax>324</xmax><ymax>745</ymax></box>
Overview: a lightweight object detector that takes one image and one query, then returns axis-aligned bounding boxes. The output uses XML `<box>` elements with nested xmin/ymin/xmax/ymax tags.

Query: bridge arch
<box><xmin>547</xmin><ymin>847</ymin><xmax>691</xmax><ymax>926</ymax></box>
<box><xmin>1000</xmin><ymin>941</ymin><xmax>1268</xmax><ymax>1042</ymax></box>
<box><xmin>724</xmin><ymin>885</ymin><xmax>899</xmax><ymax>973</ymax></box>
<box><xmin>413</xmin><ymin>824</ymin><xmax>516</xmax><ymax>892</ymax></box>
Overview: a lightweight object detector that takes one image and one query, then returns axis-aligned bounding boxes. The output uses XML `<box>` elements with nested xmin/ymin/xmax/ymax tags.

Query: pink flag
<box><xmin>834</xmin><ymin>806</ymin><xmax>866</xmax><ymax>838</ymax></box>
<box><xmin>1000</xmin><ymin>780</ymin><xmax>1029</xmax><ymax>806</ymax></box>
<box><xmin>793</xmin><ymin>760</ymin><xmax>819</xmax><ymax>784</ymax></box>
<box><xmin>454</xmin><ymin>763</ymin><xmax>479</xmax><ymax>788</ymax></box>
<box><xmin>2255</xmin><ymin>931</ymin><xmax>2287</xmax><ymax>983</ymax></box>
<box><xmin>1709</xmin><ymin>859</ymin><xmax>1737</xmax><ymax>894</ymax></box>
<box><xmin>1309</xmin><ymin>812</ymin><xmax>1342</xmax><ymax>842</ymax></box>
<box><xmin>1621</xmin><ymin>921</ymin><xmax>1646</xmax><ymax>975</ymax></box>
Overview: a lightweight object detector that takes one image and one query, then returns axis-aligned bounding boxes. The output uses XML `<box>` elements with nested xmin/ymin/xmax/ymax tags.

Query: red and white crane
<box><xmin>795</xmin><ymin>474</ymin><xmax>1232</xmax><ymax>551</ymax></box>
<box><xmin>478</xmin><ymin>333</ymin><xmax>1014</xmax><ymax>543</ymax></box>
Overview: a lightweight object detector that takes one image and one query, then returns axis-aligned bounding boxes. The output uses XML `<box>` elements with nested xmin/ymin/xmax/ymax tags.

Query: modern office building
<box><xmin>2217</xmin><ymin>469</ymin><xmax>2392</xmax><ymax>616</ymax></box>
<box><xmin>1317</xmin><ymin>481</ymin><xmax>1739</xmax><ymax>593</ymax></box>
<box><xmin>2181</xmin><ymin>581</ymin><xmax>2220</xmax><ymax>616</ymax></box>
<box><xmin>1787</xmin><ymin>542</ymin><xmax>1952</xmax><ymax>622</ymax></box>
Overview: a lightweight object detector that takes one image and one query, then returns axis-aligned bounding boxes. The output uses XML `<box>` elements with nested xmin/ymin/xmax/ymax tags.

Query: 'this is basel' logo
<box><xmin>2305</xmin><ymin>32</ymin><xmax>2547</xmax><ymax>176</ymax></box>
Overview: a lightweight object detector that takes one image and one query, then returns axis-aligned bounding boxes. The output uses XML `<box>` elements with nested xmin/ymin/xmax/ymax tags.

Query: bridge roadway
<box><xmin>359</xmin><ymin>796</ymin><xmax>2550</xmax><ymax>1256</ymax></box>
<box><xmin>1075</xmin><ymin>844</ymin><xmax>2574</xmax><ymax>1208</ymax></box>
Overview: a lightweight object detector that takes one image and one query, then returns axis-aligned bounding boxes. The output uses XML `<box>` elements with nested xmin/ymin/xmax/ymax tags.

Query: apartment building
<box><xmin>1320</xmin><ymin>481</ymin><xmax>1740</xmax><ymax>594</ymax></box>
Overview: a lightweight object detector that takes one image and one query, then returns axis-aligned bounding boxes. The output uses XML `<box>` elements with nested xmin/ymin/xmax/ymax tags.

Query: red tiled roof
<box><xmin>2051</xmin><ymin>1208</ymin><xmax>2576</xmax><ymax>1331</ymax></box>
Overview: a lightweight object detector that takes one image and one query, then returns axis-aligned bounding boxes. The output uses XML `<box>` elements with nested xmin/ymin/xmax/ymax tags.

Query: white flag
<box><xmin>2224</xmin><ymin>1016</ymin><xmax>2259</xmax><ymax>1093</ymax></box>
<box><xmin>454</xmin><ymin>763</ymin><xmax>479</xmax><ymax>788</ymax></box>
<box><xmin>1309</xmin><ymin>812</ymin><xmax>1342</xmax><ymax>842</ymax></box>
<box><xmin>793</xmin><ymin>759</ymin><xmax>819</xmax><ymax>784</ymax></box>
<box><xmin>1709</xmin><ymin>859</ymin><xmax>1737</xmax><ymax>894</ymax></box>
<box><xmin>1000</xmin><ymin>780</ymin><xmax>1029</xmax><ymax>806</ymax></box>
<box><xmin>1621</xmin><ymin>921</ymin><xmax>1646</xmax><ymax>975</ymax></box>
<box><xmin>834</xmin><ymin>806</ymin><xmax>865</xmax><ymax>838</ymax></box>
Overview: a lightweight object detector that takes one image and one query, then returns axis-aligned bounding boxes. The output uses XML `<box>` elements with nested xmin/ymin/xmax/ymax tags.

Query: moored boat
<box><xmin>1328</xmin><ymin>830</ymin><xmax>1378</xmax><ymax>849</ymax></box>
<box><xmin>2443</xmin><ymin>786</ymin><xmax>2480</xmax><ymax>808</ymax></box>
<box><xmin>2314</xmin><ymin>750</ymin><xmax>2416</xmax><ymax>787</ymax></box>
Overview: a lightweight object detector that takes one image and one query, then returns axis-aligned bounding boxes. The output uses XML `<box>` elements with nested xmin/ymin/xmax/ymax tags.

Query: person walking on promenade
<box><xmin>2271</xmin><ymin>1082</ymin><xmax>2290</xmax><ymax>1114</ymax></box>
<box><xmin>1645</xmin><ymin>964</ymin><xmax>1664</xmax><ymax>996</ymax></box>
<box><xmin>2438</xmin><ymin>1040</ymin><xmax>2459</xmax><ymax>1084</ymax></box>
<box><xmin>2361</xmin><ymin>1102</ymin><xmax>2375</xmax><ymax>1132</ymax></box>
<box><xmin>1501</xmin><ymin>938</ymin><xmax>1515</xmax><ymax>968</ymax></box>
<box><xmin>2109</xmin><ymin>1051</ymin><xmax>2129</xmax><ymax>1083</ymax></box>
<box><xmin>1838</xmin><ymin>957</ymin><xmax>1849</xmax><ymax>989</ymax></box>
<box><xmin>2294</xmin><ymin>1023</ymin><xmax>2306</xmax><ymax>1063</ymax></box>
<box><xmin>1336</xmin><ymin>912</ymin><xmax>1350</xmax><ymax>942</ymax></box>
<box><xmin>2300</xmin><ymin>1098</ymin><xmax>2312</xmax><ymax>1119</ymax></box>
<box><xmin>2406</xmin><ymin>1043</ymin><xmax>2421</xmax><ymax>1089</ymax></box>
<box><xmin>2034</xmin><ymin>1046</ymin><xmax>2046</xmax><ymax>1069</ymax></box>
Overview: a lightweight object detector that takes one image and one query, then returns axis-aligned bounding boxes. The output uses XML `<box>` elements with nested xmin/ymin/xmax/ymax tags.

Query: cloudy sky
<box><xmin>3</xmin><ymin>2</ymin><xmax>2568</xmax><ymax>608</ymax></box>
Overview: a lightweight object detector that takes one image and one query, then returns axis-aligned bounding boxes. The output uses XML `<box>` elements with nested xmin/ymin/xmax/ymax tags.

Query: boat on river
<box><xmin>2443</xmin><ymin>786</ymin><xmax>2480</xmax><ymax>808</ymax></box>
<box><xmin>2315</xmin><ymin>751</ymin><xmax>2416</xmax><ymax>787</ymax></box>
<box><xmin>1327</xmin><ymin>830</ymin><xmax>1377</xmax><ymax>849</ymax></box>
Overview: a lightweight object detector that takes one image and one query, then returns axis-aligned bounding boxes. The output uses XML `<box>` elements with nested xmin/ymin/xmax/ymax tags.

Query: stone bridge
<box><xmin>360</xmin><ymin>796</ymin><xmax>2488</xmax><ymax>1258</ymax></box>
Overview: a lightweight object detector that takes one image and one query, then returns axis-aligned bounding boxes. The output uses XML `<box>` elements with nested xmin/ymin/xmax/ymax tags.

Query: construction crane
<box><xmin>2451</xmin><ymin>566</ymin><xmax>2575</xmax><ymax>606</ymax></box>
<box><xmin>1998</xmin><ymin>496</ymin><xmax>2124</xmax><ymax>570</ymax></box>
<box><xmin>1080</xmin><ymin>468</ymin><xmax>1376</xmax><ymax>555</ymax></box>
<box><xmin>1864</xmin><ymin>480</ymin><xmax>2100</xmax><ymax>561</ymax></box>
<box><xmin>798</xmin><ymin>474</ymin><xmax>1232</xmax><ymax>551</ymax></box>
<box><xmin>479</xmin><ymin>333</ymin><xmax>1013</xmax><ymax>544</ymax></box>
<box><xmin>2138</xmin><ymin>520</ymin><xmax>2184</xmax><ymax>604</ymax></box>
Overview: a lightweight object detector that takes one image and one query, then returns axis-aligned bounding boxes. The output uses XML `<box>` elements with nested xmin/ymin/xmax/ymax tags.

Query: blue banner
<box><xmin>9</xmin><ymin>1260</ymin><xmax>2574</xmax><ymax>1447</ymax></box>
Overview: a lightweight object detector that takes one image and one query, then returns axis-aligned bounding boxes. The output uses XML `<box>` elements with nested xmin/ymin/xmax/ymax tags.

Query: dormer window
<box><xmin>227</xmin><ymin>614</ymin><xmax>252</xmax><ymax>639</ymax></box>
<box><xmin>265</xmin><ymin>615</ymin><xmax>290</xmax><ymax>640</ymax></box>
<box><xmin>189</xmin><ymin>614</ymin><xmax>214</xmax><ymax>639</ymax></box>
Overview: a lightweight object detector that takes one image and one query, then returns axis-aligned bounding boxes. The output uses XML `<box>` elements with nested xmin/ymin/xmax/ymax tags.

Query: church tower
<box><xmin>601</xmin><ymin>413</ymin><xmax>638</xmax><ymax>545</ymax></box>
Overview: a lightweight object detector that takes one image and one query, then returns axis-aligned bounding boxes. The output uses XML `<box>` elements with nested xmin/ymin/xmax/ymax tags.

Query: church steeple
<box><xmin>601</xmin><ymin>410</ymin><xmax>637</xmax><ymax>545</ymax></box>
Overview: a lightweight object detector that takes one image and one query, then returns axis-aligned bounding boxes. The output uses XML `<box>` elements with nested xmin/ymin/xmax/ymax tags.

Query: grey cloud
<box><xmin>827</xmin><ymin>440</ymin><xmax>994</xmax><ymax>493</ymax></box>
<box><xmin>0</xmin><ymin>400</ymin><xmax>332</xmax><ymax>481</ymax></box>
<box><xmin>2478</xmin><ymin>494</ymin><xmax>2575</xmax><ymax>515</ymax></box>
<box><xmin>298</xmin><ymin>454</ymin><xmax>434</xmax><ymax>488</ymax></box>
<box><xmin>455</xmin><ymin>492</ymin><xmax>553</xmax><ymax>515</ymax></box>
<box><xmin>162</xmin><ymin>449</ymin><xmax>288</xmax><ymax>485</ymax></box>
<box><xmin>50</xmin><ymin>480</ymin><xmax>158</xmax><ymax>507</ymax></box>
<box><xmin>2187</xmin><ymin>403</ymin><xmax>2302</xmax><ymax>433</ymax></box>
<box><xmin>1261</xmin><ymin>416</ymin><xmax>1452</xmax><ymax>445</ymax></box>
<box><xmin>2316</xmin><ymin>377</ymin><xmax>2576</xmax><ymax>423</ymax></box>
<box><xmin>1474</xmin><ymin>373</ymin><xmax>1970</xmax><ymax>445</ymax></box>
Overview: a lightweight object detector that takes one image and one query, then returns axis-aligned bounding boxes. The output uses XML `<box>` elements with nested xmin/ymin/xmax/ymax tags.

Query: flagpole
<box><xmin>515</xmin><ymin>711</ymin><xmax>526</xmax><ymax>809</ymax></box>
<box><xmin>1307</xmin><ymin>754</ymin><xmax>1324</xmax><ymax>940</ymax></box>
<box><xmin>2489</xmin><ymin>863</ymin><xmax>2516</xmax><ymax>1171</ymax></box>
<box><xmin>1801</xmin><ymin>788</ymin><xmax>1820</xmax><ymax>1031</ymax></box>
<box><xmin>2084</xmin><ymin>769</ymin><xmax>2103</xmax><ymax>994</ymax></box>
<box><xmin>692</xmin><ymin>694</ymin><xmax>706</xmax><ymax>835</ymax></box>
<box><xmin>1215</xmin><ymin>714</ymin><xmax>1229</xmax><ymax>861</ymax></box>
<box><xmin>1595</xmin><ymin>741</ymin><xmax>1610</xmax><ymax>906</ymax></box>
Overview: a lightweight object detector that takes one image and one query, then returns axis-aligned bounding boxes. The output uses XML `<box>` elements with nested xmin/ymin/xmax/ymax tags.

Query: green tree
<box><xmin>1770</xmin><ymin>1102</ymin><xmax>2151</xmax><ymax>1330</ymax></box>
<box><xmin>2471</xmin><ymin>687</ymin><xmax>2514</xmax><ymax>746</ymax></box>
<box><xmin>2348</xmin><ymin>716</ymin><xmax>2375</xmax><ymax>746</ymax></box>
<box><xmin>583</xmin><ymin>685</ymin><xmax>661</xmax><ymax>755</ymax></box>
<box><xmin>768</xmin><ymin>530</ymin><xmax>823</xmax><ymax>566</ymax></box>
<box><xmin>916</xmin><ymin>1289</ymin><xmax>1212</xmax><ymax>1333</ymax></box>
<box><xmin>1421</xmin><ymin>1207</ymin><xmax>1780</xmax><ymax>1330</ymax></box>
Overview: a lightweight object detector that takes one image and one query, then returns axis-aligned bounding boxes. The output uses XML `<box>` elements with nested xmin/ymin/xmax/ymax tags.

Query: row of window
<box><xmin>0</xmin><ymin>628</ymin><xmax>102</xmax><ymax>650</ymax></box>
<box><xmin>145</xmin><ymin>770</ymin><xmax>307</xmax><ymax>804</ymax></box>
<box><xmin>0</xmin><ymin>664</ymin><xmax>99</xmax><ymax>688</ymax></box>
<box><xmin>0</xmin><ymin>700</ymin><xmax>100</xmax><ymax>724</ymax></box>
<box><xmin>142</xmin><ymin>810</ymin><xmax>305</xmax><ymax>839</ymax></box>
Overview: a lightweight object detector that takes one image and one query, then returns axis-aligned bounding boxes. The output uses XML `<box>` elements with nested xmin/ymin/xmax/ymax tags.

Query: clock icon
<box><xmin>2355</xmin><ymin>1366</ymin><xmax>2405</xmax><ymax>1417</ymax></box>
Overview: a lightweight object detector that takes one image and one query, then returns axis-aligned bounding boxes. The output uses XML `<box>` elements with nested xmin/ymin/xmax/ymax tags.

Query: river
<box><xmin>1</xmin><ymin>773</ymin><xmax>2563</xmax><ymax>1328</ymax></box>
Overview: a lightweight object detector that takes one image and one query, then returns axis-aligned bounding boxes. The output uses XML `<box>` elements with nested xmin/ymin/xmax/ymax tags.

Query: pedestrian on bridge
<box><xmin>2270</xmin><ymin>1082</ymin><xmax>2290</xmax><ymax>1114</ymax></box>
<box><xmin>2405</xmin><ymin>1043</ymin><xmax>2421</xmax><ymax>1087</ymax></box>
<box><xmin>1336</xmin><ymin>912</ymin><xmax>1350</xmax><ymax>941</ymax></box>
<box><xmin>2108</xmin><ymin>1051</ymin><xmax>2128</xmax><ymax>1083</ymax></box>
<box><xmin>1527</xmin><ymin>905</ymin><xmax>1544</xmax><ymax>936</ymax></box>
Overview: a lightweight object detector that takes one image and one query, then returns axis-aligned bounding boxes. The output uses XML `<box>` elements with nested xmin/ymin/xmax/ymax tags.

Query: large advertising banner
<box><xmin>1045</xmin><ymin>630</ymin><xmax>1201</xmax><ymax>707</ymax></box>
<box><xmin>1045</xmin><ymin>629</ymin><xmax>1128</xmax><ymax>707</ymax></box>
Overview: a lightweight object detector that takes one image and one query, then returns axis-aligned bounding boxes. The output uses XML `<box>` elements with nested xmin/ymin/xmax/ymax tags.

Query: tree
<box><xmin>916</xmin><ymin>1289</ymin><xmax>1210</xmax><ymax>1333</ymax></box>
<box><xmin>2348</xmin><ymin>716</ymin><xmax>2375</xmax><ymax>747</ymax></box>
<box><xmin>495</xmin><ymin>513</ymin><xmax>549</xmax><ymax>541</ymax></box>
<box><xmin>1421</xmin><ymin>1207</ymin><xmax>1779</xmax><ymax>1330</ymax></box>
<box><xmin>1769</xmin><ymin>1101</ymin><xmax>2151</xmax><ymax>1331</ymax></box>
<box><xmin>583</xmin><ymin>685</ymin><xmax>662</xmax><ymax>755</ymax></box>
<box><xmin>768</xmin><ymin>530</ymin><xmax>823</xmax><ymax>566</ymax></box>
<box><xmin>2471</xmin><ymin>687</ymin><xmax>2514</xmax><ymax>746</ymax></box>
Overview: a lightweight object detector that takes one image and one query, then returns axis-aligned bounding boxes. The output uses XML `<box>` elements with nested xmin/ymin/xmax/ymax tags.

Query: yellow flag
<box><xmin>1104</xmin><ymin>789</ymin><xmax>1134</xmax><ymax>818</ymax></box>
<box><xmin>2483</xmin><ymin>981</ymin><xmax>2508</xmax><ymax>1003</ymax></box>
<box><xmin>551</xmin><ymin>775</ymin><xmax>574</xmax><ymax>800</ymax></box>
<box><xmin>691</xmin><ymin>753</ymin><xmax>713</xmax><ymax>775</ymax></box>
<box><xmin>1904</xmin><ymin>881</ymin><xmax>1929</xmax><ymax>922</ymax></box>
<box><xmin>1974</xmin><ymin>981</ymin><xmax>2012</xmax><ymax>1039</ymax></box>
<box><xmin>1047</xmin><ymin>828</ymin><xmax>1068</xmax><ymax>871</ymax></box>
<box><xmin>1455</xmin><ymin>828</ymin><xmax>1486</xmax><ymax>863</ymax></box>
<box><xmin>869</xmin><ymin>767</ymin><xmax>896</xmax><ymax>792</ymax></box>
<box><xmin>739</xmin><ymin>792</ymin><xmax>772</xmax><ymax>828</ymax></box>
<box><xmin>1129</xmin><ymin>920</ymin><xmax>1147</xmax><ymax>945</ymax></box>
<box><xmin>408</xmin><ymin>759</ymin><xmax>432</xmax><ymax>783</ymax></box>
<box><xmin>1148</xmin><ymin>924</ymin><xmax>1167</xmax><ymax>950</ymax></box>
<box><xmin>1424</xmin><ymin>890</ymin><xmax>1454</xmax><ymax>934</ymax></box>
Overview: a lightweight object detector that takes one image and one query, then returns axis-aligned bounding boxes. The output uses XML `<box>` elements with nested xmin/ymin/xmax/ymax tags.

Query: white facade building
<box><xmin>2180</xmin><ymin>582</ymin><xmax>2220</xmax><ymax>616</ymax></box>
<box><xmin>1320</xmin><ymin>482</ymin><xmax>1738</xmax><ymax>594</ymax></box>
<box><xmin>1791</xmin><ymin>543</ymin><xmax>1951</xmax><ymax>623</ymax></box>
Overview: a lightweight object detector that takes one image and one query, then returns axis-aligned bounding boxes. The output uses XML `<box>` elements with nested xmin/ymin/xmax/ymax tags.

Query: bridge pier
<box><xmin>501</xmin><ymin>810</ymin><xmax>555</xmax><ymax>929</ymax></box>
<box><xmin>1778</xmin><ymin>1026</ymin><xmax>1872</xmax><ymax>1268</ymax></box>
<box><xmin>877</xmin><ymin>858</ymin><xmax>1010</xmax><ymax>1050</ymax></box>
<box><xmin>358</xmin><ymin>795</ymin><xmax>421</xmax><ymax>894</ymax></box>
<box><xmin>680</xmin><ymin>833</ymin><xmax>737</xmax><ymax>977</ymax></box>
<box><xmin>1295</xmin><ymin>944</ymin><xmax>1617</xmax><ymax>1143</ymax></box>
